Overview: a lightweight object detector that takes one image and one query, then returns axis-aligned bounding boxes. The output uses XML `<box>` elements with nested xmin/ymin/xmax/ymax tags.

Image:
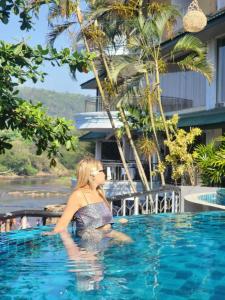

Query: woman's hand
<box><xmin>118</xmin><ymin>218</ymin><xmax>128</xmax><ymax>224</ymax></box>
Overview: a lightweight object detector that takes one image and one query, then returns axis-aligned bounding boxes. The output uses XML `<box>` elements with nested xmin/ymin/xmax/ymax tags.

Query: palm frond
<box><xmin>177</xmin><ymin>54</ymin><xmax>214</xmax><ymax>83</ymax></box>
<box><xmin>108</xmin><ymin>55</ymin><xmax>145</xmax><ymax>83</ymax></box>
<box><xmin>47</xmin><ymin>22</ymin><xmax>76</xmax><ymax>47</ymax></box>
<box><xmin>150</xmin><ymin>4</ymin><xmax>180</xmax><ymax>41</ymax></box>
<box><xmin>48</xmin><ymin>3</ymin><xmax>62</xmax><ymax>25</ymax></box>
<box><xmin>172</xmin><ymin>35</ymin><xmax>206</xmax><ymax>57</ymax></box>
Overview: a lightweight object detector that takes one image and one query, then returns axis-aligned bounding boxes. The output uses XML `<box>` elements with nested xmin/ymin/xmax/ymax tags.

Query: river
<box><xmin>0</xmin><ymin>177</ymin><xmax>73</xmax><ymax>214</ymax></box>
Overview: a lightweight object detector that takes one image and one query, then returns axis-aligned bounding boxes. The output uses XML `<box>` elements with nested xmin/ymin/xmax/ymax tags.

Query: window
<box><xmin>101</xmin><ymin>142</ymin><xmax>120</xmax><ymax>160</ymax></box>
<box><xmin>217</xmin><ymin>0</ymin><xmax>225</xmax><ymax>10</ymax></box>
<box><xmin>217</xmin><ymin>38</ymin><xmax>225</xmax><ymax>103</ymax></box>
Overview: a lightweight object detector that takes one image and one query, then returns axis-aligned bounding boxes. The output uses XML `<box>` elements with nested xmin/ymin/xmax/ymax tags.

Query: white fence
<box><xmin>110</xmin><ymin>186</ymin><xmax>181</xmax><ymax>216</ymax></box>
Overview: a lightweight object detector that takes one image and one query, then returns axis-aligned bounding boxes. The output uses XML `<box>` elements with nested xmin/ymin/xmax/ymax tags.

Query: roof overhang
<box><xmin>178</xmin><ymin>107</ymin><xmax>225</xmax><ymax>128</ymax></box>
<box><xmin>74</xmin><ymin>111</ymin><xmax>122</xmax><ymax>131</ymax></box>
<box><xmin>79</xmin><ymin>131</ymin><xmax>109</xmax><ymax>141</ymax></box>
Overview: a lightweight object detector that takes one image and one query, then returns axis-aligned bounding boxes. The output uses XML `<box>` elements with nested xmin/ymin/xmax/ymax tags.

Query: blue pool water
<box><xmin>1</xmin><ymin>212</ymin><xmax>225</xmax><ymax>299</ymax></box>
<box><xmin>199</xmin><ymin>190</ymin><xmax>225</xmax><ymax>206</ymax></box>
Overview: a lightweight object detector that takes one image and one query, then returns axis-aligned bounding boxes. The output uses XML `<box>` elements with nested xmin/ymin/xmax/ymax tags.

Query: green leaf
<box><xmin>66</xmin><ymin>140</ymin><xmax>71</xmax><ymax>150</ymax></box>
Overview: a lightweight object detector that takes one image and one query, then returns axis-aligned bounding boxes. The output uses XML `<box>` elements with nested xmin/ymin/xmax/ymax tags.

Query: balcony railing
<box><xmin>102</xmin><ymin>161</ymin><xmax>159</xmax><ymax>182</ymax></box>
<box><xmin>84</xmin><ymin>97</ymin><xmax>118</xmax><ymax>112</ymax></box>
<box><xmin>103</xmin><ymin>161</ymin><xmax>137</xmax><ymax>181</ymax></box>
<box><xmin>84</xmin><ymin>96</ymin><xmax>197</xmax><ymax>113</ymax></box>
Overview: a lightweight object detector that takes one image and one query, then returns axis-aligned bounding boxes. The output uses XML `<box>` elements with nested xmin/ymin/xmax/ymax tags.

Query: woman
<box><xmin>45</xmin><ymin>157</ymin><xmax>132</xmax><ymax>243</ymax></box>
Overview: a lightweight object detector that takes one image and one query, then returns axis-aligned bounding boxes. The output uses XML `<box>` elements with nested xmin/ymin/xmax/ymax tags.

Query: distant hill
<box><xmin>18</xmin><ymin>87</ymin><xmax>93</xmax><ymax>120</ymax></box>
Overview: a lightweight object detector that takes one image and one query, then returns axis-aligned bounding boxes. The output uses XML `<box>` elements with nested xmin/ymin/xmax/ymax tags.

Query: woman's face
<box><xmin>93</xmin><ymin>164</ymin><xmax>106</xmax><ymax>186</ymax></box>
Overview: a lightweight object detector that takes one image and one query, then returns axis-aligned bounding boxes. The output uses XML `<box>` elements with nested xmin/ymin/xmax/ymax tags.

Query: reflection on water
<box><xmin>60</xmin><ymin>231</ymin><xmax>105</xmax><ymax>292</ymax></box>
<box><xmin>0</xmin><ymin>177</ymin><xmax>73</xmax><ymax>213</ymax></box>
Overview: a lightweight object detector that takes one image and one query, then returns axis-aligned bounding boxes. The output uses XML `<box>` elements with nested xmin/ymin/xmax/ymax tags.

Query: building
<box><xmin>75</xmin><ymin>0</ymin><xmax>225</xmax><ymax>190</ymax></box>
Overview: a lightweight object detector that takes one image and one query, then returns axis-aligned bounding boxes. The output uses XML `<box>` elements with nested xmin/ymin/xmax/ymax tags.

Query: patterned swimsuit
<box><xmin>74</xmin><ymin>192</ymin><xmax>114</xmax><ymax>239</ymax></box>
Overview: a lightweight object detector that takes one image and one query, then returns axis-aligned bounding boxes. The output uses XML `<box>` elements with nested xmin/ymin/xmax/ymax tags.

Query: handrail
<box><xmin>0</xmin><ymin>210</ymin><xmax>62</xmax><ymax>221</ymax></box>
<box><xmin>0</xmin><ymin>185</ymin><xmax>181</xmax><ymax>222</ymax></box>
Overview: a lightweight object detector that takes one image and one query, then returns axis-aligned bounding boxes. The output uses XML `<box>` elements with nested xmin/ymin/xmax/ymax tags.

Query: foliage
<box><xmin>136</xmin><ymin>137</ymin><xmax>156</xmax><ymax>159</ymax></box>
<box><xmin>119</xmin><ymin>105</ymin><xmax>164</xmax><ymax>134</ymax></box>
<box><xmin>44</xmin><ymin>1</ymin><xmax>214</xmax><ymax>186</ymax></box>
<box><xmin>121</xmin><ymin>106</ymin><xmax>203</xmax><ymax>185</ymax></box>
<box><xmin>164</xmin><ymin>117</ymin><xmax>202</xmax><ymax>185</ymax></box>
<box><xmin>0</xmin><ymin>0</ymin><xmax>33</xmax><ymax>30</ymax></box>
<box><xmin>59</xmin><ymin>140</ymin><xmax>94</xmax><ymax>170</ymax></box>
<box><xmin>0</xmin><ymin>132</ymin><xmax>94</xmax><ymax>175</ymax></box>
<box><xmin>0</xmin><ymin>2</ymin><xmax>95</xmax><ymax>165</ymax></box>
<box><xmin>85</xmin><ymin>1</ymin><xmax>213</xmax><ymax>185</ymax></box>
<box><xmin>0</xmin><ymin>139</ymin><xmax>39</xmax><ymax>175</ymax></box>
<box><xmin>194</xmin><ymin>137</ymin><xmax>225</xmax><ymax>186</ymax></box>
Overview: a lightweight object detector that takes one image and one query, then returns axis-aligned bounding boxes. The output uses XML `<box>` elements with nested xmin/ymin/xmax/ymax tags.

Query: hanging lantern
<box><xmin>183</xmin><ymin>0</ymin><xmax>207</xmax><ymax>33</ymax></box>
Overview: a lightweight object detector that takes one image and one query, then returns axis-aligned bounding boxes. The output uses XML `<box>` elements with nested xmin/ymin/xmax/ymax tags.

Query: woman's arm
<box><xmin>118</xmin><ymin>218</ymin><xmax>128</xmax><ymax>224</ymax></box>
<box><xmin>44</xmin><ymin>190</ymin><xmax>82</xmax><ymax>235</ymax></box>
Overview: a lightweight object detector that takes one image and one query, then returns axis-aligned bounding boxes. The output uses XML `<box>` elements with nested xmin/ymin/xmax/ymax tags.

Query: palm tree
<box><xmin>46</xmin><ymin>0</ymin><xmax>137</xmax><ymax>192</ymax></box>
<box><xmin>91</xmin><ymin>1</ymin><xmax>213</xmax><ymax>184</ymax></box>
<box><xmin>46</xmin><ymin>1</ymin><xmax>214</xmax><ymax>188</ymax></box>
<box><xmin>70</xmin><ymin>0</ymin><xmax>151</xmax><ymax>190</ymax></box>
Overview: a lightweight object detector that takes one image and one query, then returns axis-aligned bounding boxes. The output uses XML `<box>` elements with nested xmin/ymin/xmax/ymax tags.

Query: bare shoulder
<box><xmin>70</xmin><ymin>189</ymin><xmax>84</xmax><ymax>198</ymax></box>
<box><xmin>67</xmin><ymin>190</ymin><xmax>84</xmax><ymax>208</ymax></box>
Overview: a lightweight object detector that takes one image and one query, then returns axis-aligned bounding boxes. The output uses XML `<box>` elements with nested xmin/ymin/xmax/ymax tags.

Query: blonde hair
<box><xmin>75</xmin><ymin>157</ymin><xmax>102</xmax><ymax>189</ymax></box>
<box><xmin>75</xmin><ymin>157</ymin><xmax>109</xmax><ymax>206</ymax></box>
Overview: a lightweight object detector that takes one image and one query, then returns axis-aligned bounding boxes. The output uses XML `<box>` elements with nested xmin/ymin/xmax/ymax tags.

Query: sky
<box><xmin>0</xmin><ymin>4</ymin><xmax>95</xmax><ymax>96</ymax></box>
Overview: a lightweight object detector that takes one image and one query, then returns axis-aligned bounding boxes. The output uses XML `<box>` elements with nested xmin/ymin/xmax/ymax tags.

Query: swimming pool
<box><xmin>1</xmin><ymin>212</ymin><xmax>225</xmax><ymax>299</ymax></box>
<box><xmin>199</xmin><ymin>189</ymin><xmax>225</xmax><ymax>206</ymax></box>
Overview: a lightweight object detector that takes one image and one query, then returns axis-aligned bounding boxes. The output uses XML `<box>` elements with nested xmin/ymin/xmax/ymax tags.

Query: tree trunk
<box><xmin>118</xmin><ymin>105</ymin><xmax>150</xmax><ymax>190</ymax></box>
<box><xmin>148</xmin><ymin>155</ymin><xmax>153</xmax><ymax>189</ymax></box>
<box><xmin>155</xmin><ymin>61</ymin><xmax>170</xmax><ymax>142</ymax></box>
<box><xmin>145</xmin><ymin>72</ymin><xmax>165</xmax><ymax>185</ymax></box>
<box><xmin>98</xmin><ymin>44</ymin><xmax>149</xmax><ymax>190</ymax></box>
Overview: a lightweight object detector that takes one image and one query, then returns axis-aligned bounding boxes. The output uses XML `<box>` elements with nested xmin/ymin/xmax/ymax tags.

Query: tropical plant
<box><xmin>194</xmin><ymin>137</ymin><xmax>225</xmax><ymax>186</ymax></box>
<box><xmin>46</xmin><ymin>0</ymin><xmax>139</xmax><ymax>191</ymax></box>
<box><xmin>164</xmin><ymin>115</ymin><xmax>202</xmax><ymax>185</ymax></box>
<box><xmin>83</xmin><ymin>1</ymin><xmax>213</xmax><ymax>185</ymax></box>
<box><xmin>99</xmin><ymin>1</ymin><xmax>213</xmax><ymax>184</ymax></box>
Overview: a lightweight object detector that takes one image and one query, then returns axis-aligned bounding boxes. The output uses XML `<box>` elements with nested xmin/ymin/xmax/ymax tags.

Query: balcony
<box><xmin>84</xmin><ymin>96</ymin><xmax>202</xmax><ymax>114</ymax></box>
<box><xmin>84</xmin><ymin>97</ymin><xmax>118</xmax><ymax>112</ymax></box>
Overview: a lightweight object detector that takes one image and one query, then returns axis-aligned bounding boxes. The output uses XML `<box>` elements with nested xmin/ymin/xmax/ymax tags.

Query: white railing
<box><xmin>110</xmin><ymin>186</ymin><xmax>181</xmax><ymax>216</ymax></box>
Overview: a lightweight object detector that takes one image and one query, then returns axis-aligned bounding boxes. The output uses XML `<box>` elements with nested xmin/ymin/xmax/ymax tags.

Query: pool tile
<box><xmin>210</xmin><ymin>271</ymin><xmax>225</xmax><ymax>281</ymax></box>
<box><xmin>175</xmin><ymin>270</ymin><xmax>193</xmax><ymax>280</ymax></box>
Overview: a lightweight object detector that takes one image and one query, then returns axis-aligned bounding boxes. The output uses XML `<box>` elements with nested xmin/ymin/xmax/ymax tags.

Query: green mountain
<box><xmin>18</xmin><ymin>86</ymin><xmax>93</xmax><ymax>120</ymax></box>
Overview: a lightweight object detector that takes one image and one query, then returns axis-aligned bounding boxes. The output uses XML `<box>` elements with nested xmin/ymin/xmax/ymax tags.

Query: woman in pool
<box><xmin>46</xmin><ymin>157</ymin><xmax>131</xmax><ymax>243</ymax></box>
